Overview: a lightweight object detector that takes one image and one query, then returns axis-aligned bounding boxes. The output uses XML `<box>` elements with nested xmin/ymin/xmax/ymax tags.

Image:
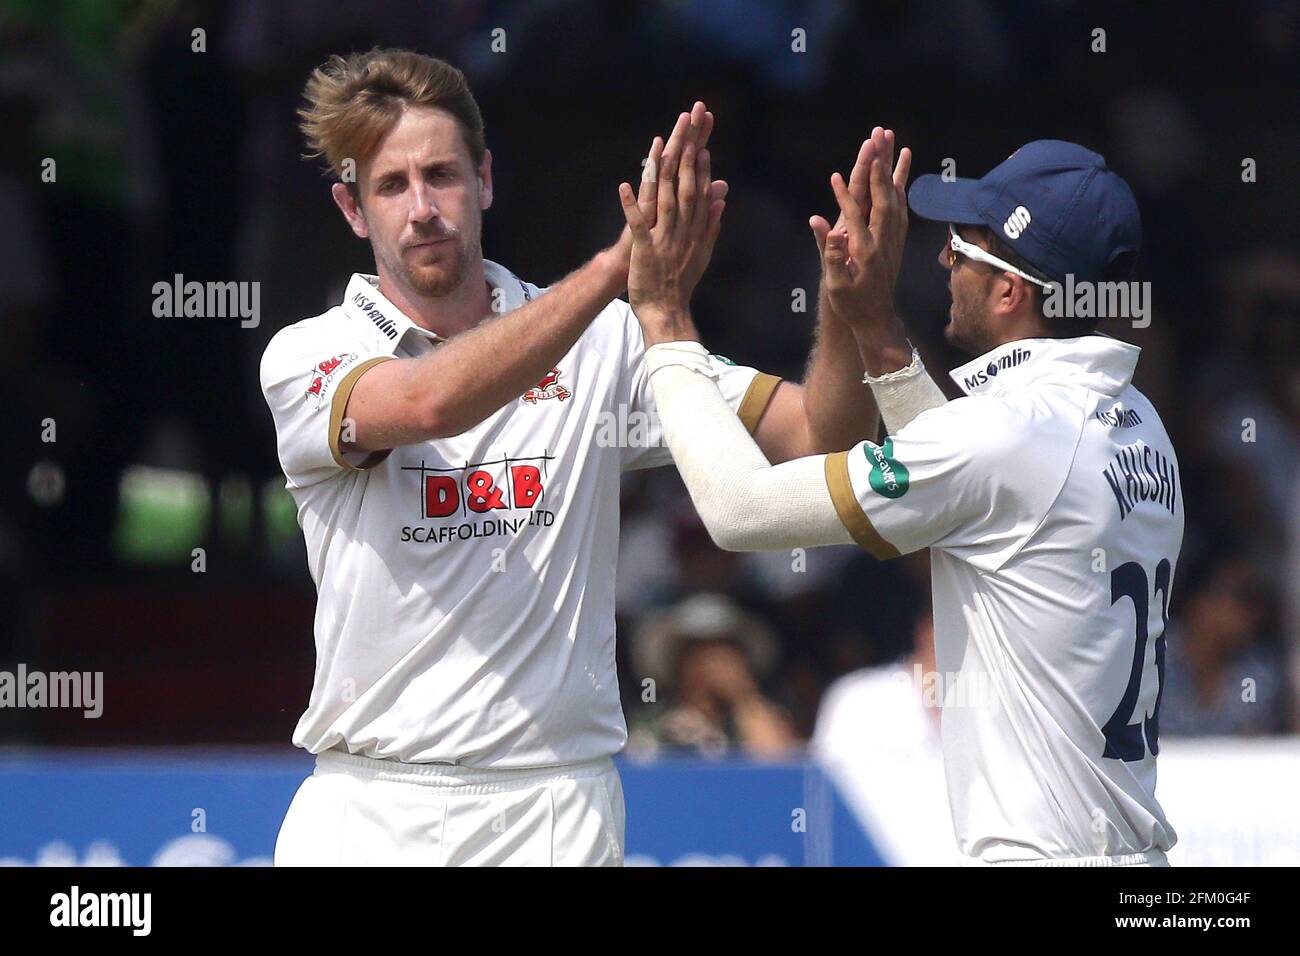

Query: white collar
<box><xmin>483</xmin><ymin>258</ymin><xmax>534</xmax><ymax>312</ymax></box>
<box><xmin>949</xmin><ymin>335</ymin><xmax>1140</xmax><ymax>398</ymax></box>
<box><xmin>340</xmin><ymin>259</ymin><xmax>534</xmax><ymax>353</ymax></box>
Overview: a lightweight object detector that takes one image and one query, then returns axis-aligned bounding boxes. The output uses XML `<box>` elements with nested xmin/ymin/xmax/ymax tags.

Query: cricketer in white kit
<box><xmin>619</xmin><ymin>128</ymin><xmax>1184</xmax><ymax>865</ymax></box>
<box><xmin>262</xmin><ymin>54</ymin><xmax>875</xmax><ymax>865</ymax></box>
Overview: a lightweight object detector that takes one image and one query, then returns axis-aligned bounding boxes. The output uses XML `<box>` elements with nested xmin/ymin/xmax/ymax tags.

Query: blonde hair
<box><xmin>299</xmin><ymin>48</ymin><xmax>485</xmax><ymax>184</ymax></box>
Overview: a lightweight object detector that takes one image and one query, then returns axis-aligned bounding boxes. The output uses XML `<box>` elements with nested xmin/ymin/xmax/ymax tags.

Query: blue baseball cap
<box><xmin>907</xmin><ymin>140</ymin><xmax>1141</xmax><ymax>284</ymax></box>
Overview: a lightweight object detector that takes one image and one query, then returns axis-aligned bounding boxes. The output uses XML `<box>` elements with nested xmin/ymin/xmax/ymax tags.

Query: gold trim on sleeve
<box><xmin>737</xmin><ymin>372</ymin><xmax>783</xmax><ymax>434</ymax></box>
<box><xmin>824</xmin><ymin>450</ymin><xmax>900</xmax><ymax>559</ymax></box>
<box><xmin>329</xmin><ymin>356</ymin><xmax>397</xmax><ymax>470</ymax></box>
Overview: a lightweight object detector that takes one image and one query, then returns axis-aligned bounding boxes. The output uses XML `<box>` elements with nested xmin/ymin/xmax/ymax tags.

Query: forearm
<box><xmin>847</xmin><ymin>310</ymin><xmax>913</xmax><ymax>377</ymax></box>
<box><xmin>412</xmin><ymin>250</ymin><xmax>624</xmax><ymax>435</ymax></box>
<box><xmin>800</xmin><ymin>286</ymin><xmax>878</xmax><ymax>451</ymax></box>
<box><xmin>644</xmin><ymin>339</ymin><xmax>852</xmax><ymax>551</ymax></box>
<box><xmin>850</xmin><ymin>323</ymin><xmax>949</xmax><ymax>434</ymax></box>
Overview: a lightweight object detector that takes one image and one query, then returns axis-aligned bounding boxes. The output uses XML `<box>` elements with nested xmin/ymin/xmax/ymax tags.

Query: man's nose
<box><xmin>409</xmin><ymin>182</ymin><xmax>440</xmax><ymax>223</ymax></box>
<box><xmin>938</xmin><ymin>239</ymin><xmax>952</xmax><ymax>272</ymax></box>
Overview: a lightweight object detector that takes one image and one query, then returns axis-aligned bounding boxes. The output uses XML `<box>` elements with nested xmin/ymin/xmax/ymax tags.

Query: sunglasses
<box><xmin>948</xmin><ymin>224</ymin><xmax>1053</xmax><ymax>289</ymax></box>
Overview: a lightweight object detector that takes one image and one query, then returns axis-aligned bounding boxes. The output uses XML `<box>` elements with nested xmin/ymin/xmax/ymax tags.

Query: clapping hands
<box><xmin>809</xmin><ymin>126</ymin><xmax>912</xmax><ymax>331</ymax></box>
<box><xmin>617</xmin><ymin>101</ymin><xmax>727</xmax><ymax>345</ymax></box>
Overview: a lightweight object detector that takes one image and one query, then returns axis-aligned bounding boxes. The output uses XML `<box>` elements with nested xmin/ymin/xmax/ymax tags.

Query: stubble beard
<box><xmin>945</xmin><ymin>289</ymin><xmax>994</xmax><ymax>356</ymax></box>
<box><xmin>378</xmin><ymin>231</ymin><xmax>479</xmax><ymax>300</ymax></box>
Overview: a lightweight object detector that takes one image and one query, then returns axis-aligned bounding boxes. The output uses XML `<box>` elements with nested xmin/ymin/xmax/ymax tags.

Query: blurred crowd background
<box><xmin>1</xmin><ymin>0</ymin><xmax>1296</xmax><ymax>757</ymax></box>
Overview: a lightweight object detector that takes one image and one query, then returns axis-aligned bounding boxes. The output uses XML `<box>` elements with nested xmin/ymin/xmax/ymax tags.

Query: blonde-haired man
<box><xmin>261</xmin><ymin>48</ymin><xmax>875</xmax><ymax>866</ymax></box>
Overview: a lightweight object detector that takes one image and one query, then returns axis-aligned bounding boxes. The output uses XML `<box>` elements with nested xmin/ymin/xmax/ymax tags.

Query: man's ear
<box><xmin>478</xmin><ymin>148</ymin><xmax>493</xmax><ymax>211</ymax></box>
<box><xmin>331</xmin><ymin>182</ymin><xmax>369</xmax><ymax>239</ymax></box>
<box><xmin>991</xmin><ymin>273</ymin><xmax>1029</xmax><ymax>317</ymax></box>
<box><xmin>1009</xmin><ymin>275</ymin><xmax>1037</xmax><ymax>317</ymax></box>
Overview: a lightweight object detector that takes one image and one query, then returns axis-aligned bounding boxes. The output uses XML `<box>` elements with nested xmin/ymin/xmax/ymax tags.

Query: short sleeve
<box><xmin>617</xmin><ymin>301</ymin><xmax>782</xmax><ymax>470</ymax></box>
<box><xmin>259</xmin><ymin>325</ymin><xmax>396</xmax><ymax>489</ymax></box>
<box><xmin>823</xmin><ymin>398</ymin><xmax>1064</xmax><ymax>569</ymax></box>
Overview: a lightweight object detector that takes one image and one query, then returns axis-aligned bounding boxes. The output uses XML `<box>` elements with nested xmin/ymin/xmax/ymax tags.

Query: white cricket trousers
<box><xmin>275</xmin><ymin>749</ymin><xmax>625</xmax><ymax>867</ymax></box>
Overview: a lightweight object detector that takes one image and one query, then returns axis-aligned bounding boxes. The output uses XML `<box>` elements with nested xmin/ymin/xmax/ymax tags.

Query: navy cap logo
<box><xmin>1003</xmin><ymin>205</ymin><xmax>1032</xmax><ymax>240</ymax></box>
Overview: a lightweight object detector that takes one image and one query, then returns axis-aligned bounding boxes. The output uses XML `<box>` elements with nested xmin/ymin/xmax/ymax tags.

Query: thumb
<box><xmin>706</xmin><ymin>198</ymin><xmax>726</xmax><ymax>247</ymax></box>
<box><xmin>824</xmin><ymin>228</ymin><xmax>850</xmax><ymax>268</ymax></box>
<box><xmin>809</xmin><ymin>215</ymin><xmax>832</xmax><ymax>256</ymax></box>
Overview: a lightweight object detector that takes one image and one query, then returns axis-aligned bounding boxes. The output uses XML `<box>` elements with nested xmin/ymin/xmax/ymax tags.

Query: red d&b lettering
<box><xmin>425</xmin><ymin>475</ymin><xmax>460</xmax><ymax>518</ymax></box>
<box><xmin>511</xmin><ymin>465</ymin><xmax>543</xmax><ymax>509</ymax></box>
<box><xmin>466</xmin><ymin>470</ymin><xmax>507</xmax><ymax>513</ymax></box>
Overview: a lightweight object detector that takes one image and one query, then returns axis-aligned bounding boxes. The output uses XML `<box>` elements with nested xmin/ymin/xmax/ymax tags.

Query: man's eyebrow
<box><xmin>371</xmin><ymin>159</ymin><xmax>459</xmax><ymax>182</ymax></box>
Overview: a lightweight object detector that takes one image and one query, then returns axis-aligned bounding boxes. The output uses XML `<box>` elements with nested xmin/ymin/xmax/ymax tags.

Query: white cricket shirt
<box><xmin>813</xmin><ymin>665</ymin><xmax>956</xmax><ymax>866</ymax></box>
<box><xmin>825</xmin><ymin>336</ymin><xmax>1183</xmax><ymax>862</ymax></box>
<box><xmin>260</xmin><ymin>262</ymin><xmax>779</xmax><ymax>767</ymax></box>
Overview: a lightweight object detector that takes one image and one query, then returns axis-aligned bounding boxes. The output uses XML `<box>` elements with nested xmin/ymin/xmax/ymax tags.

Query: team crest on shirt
<box><xmin>304</xmin><ymin>352</ymin><xmax>359</xmax><ymax>410</ymax></box>
<box><xmin>521</xmin><ymin>368</ymin><xmax>571</xmax><ymax>404</ymax></box>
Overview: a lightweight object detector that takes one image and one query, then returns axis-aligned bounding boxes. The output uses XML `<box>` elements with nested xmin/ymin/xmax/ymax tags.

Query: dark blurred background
<box><xmin>2</xmin><ymin>0</ymin><xmax>1296</xmax><ymax>753</ymax></box>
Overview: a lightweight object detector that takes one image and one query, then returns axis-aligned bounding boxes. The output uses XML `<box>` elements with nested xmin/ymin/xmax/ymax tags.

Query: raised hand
<box><xmin>809</xmin><ymin>127</ymin><xmax>912</xmax><ymax>330</ymax></box>
<box><xmin>610</xmin><ymin>104</ymin><xmax>727</xmax><ymax>296</ymax></box>
<box><xmin>618</xmin><ymin>101</ymin><xmax>727</xmax><ymax>343</ymax></box>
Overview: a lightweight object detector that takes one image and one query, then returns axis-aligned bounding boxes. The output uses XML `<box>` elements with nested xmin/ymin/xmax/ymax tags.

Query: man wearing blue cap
<box><xmin>616</xmin><ymin>126</ymin><xmax>1183</xmax><ymax>865</ymax></box>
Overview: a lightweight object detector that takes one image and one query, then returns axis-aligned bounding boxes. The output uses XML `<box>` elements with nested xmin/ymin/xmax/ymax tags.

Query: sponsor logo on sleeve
<box><xmin>864</xmin><ymin>438</ymin><xmax>910</xmax><ymax>499</ymax></box>
<box><xmin>304</xmin><ymin>352</ymin><xmax>359</xmax><ymax>409</ymax></box>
